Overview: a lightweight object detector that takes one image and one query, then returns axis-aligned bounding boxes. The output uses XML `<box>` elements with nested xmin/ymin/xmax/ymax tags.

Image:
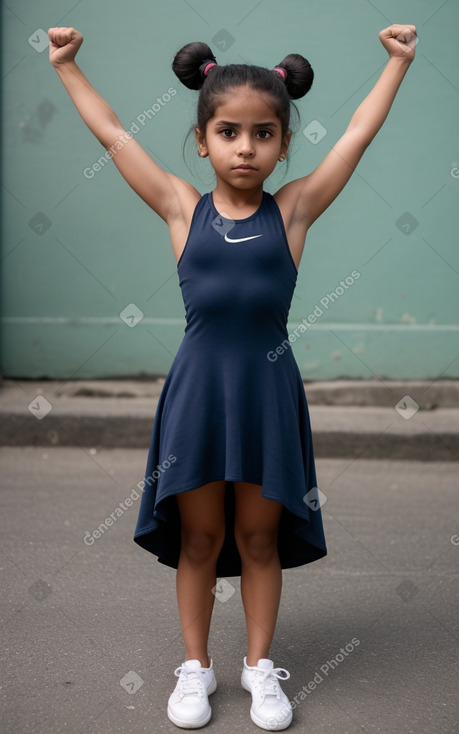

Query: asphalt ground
<box><xmin>1</xmin><ymin>447</ymin><xmax>458</xmax><ymax>734</ymax></box>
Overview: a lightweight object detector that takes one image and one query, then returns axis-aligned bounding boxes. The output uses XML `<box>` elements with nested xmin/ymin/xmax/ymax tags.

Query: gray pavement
<box><xmin>1</xmin><ymin>379</ymin><xmax>459</xmax><ymax>460</ymax></box>
<box><xmin>1</xmin><ymin>447</ymin><xmax>458</xmax><ymax>734</ymax></box>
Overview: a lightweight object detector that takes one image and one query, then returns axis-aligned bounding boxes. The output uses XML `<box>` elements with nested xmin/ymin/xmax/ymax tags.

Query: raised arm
<box><xmin>278</xmin><ymin>24</ymin><xmax>417</xmax><ymax>239</ymax></box>
<box><xmin>48</xmin><ymin>27</ymin><xmax>197</xmax><ymax>224</ymax></box>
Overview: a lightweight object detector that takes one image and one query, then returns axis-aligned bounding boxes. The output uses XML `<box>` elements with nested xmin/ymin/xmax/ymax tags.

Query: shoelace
<box><xmin>252</xmin><ymin>666</ymin><xmax>290</xmax><ymax>699</ymax></box>
<box><xmin>174</xmin><ymin>666</ymin><xmax>206</xmax><ymax>699</ymax></box>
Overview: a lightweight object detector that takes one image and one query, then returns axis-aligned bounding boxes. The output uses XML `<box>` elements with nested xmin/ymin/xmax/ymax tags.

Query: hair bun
<box><xmin>172</xmin><ymin>41</ymin><xmax>217</xmax><ymax>90</ymax></box>
<box><xmin>275</xmin><ymin>53</ymin><xmax>314</xmax><ymax>99</ymax></box>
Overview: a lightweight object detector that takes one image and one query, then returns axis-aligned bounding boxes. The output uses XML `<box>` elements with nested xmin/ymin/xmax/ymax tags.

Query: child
<box><xmin>48</xmin><ymin>24</ymin><xmax>416</xmax><ymax>730</ymax></box>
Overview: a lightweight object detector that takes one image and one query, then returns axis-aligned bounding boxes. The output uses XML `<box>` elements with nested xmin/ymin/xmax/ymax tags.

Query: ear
<box><xmin>280</xmin><ymin>129</ymin><xmax>292</xmax><ymax>159</ymax></box>
<box><xmin>194</xmin><ymin>127</ymin><xmax>209</xmax><ymax>158</ymax></box>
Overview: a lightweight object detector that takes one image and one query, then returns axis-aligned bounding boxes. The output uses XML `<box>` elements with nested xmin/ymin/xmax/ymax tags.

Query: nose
<box><xmin>237</xmin><ymin>134</ymin><xmax>254</xmax><ymax>157</ymax></box>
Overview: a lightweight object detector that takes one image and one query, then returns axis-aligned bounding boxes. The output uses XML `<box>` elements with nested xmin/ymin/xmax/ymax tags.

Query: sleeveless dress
<box><xmin>133</xmin><ymin>190</ymin><xmax>327</xmax><ymax>577</ymax></box>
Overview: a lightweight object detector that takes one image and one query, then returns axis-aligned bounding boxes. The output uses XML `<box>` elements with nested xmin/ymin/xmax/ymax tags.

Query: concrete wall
<box><xmin>2</xmin><ymin>0</ymin><xmax>458</xmax><ymax>379</ymax></box>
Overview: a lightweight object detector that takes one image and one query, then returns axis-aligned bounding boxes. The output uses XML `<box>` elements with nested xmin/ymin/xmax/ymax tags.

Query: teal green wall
<box><xmin>2</xmin><ymin>0</ymin><xmax>458</xmax><ymax>379</ymax></box>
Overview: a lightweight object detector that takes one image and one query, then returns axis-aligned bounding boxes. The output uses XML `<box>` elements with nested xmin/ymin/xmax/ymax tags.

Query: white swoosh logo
<box><xmin>224</xmin><ymin>234</ymin><xmax>263</xmax><ymax>243</ymax></box>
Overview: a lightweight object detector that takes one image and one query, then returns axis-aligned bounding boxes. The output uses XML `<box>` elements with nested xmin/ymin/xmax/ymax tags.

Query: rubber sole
<box><xmin>167</xmin><ymin>705</ymin><xmax>212</xmax><ymax>729</ymax></box>
<box><xmin>250</xmin><ymin>707</ymin><xmax>292</xmax><ymax>731</ymax></box>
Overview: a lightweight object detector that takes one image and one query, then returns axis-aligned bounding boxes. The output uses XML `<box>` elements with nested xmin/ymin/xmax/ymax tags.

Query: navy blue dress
<box><xmin>133</xmin><ymin>191</ymin><xmax>327</xmax><ymax>576</ymax></box>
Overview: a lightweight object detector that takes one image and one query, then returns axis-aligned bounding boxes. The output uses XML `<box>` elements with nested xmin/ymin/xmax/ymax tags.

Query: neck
<box><xmin>212</xmin><ymin>179</ymin><xmax>264</xmax><ymax>217</ymax></box>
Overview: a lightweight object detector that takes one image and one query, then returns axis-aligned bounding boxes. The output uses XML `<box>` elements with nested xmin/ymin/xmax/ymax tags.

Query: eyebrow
<box><xmin>215</xmin><ymin>120</ymin><xmax>278</xmax><ymax>128</ymax></box>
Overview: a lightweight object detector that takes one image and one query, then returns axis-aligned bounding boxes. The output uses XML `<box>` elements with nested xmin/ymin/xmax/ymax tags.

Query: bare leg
<box><xmin>233</xmin><ymin>482</ymin><xmax>283</xmax><ymax>666</ymax></box>
<box><xmin>175</xmin><ymin>480</ymin><xmax>226</xmax><ymax>668</ymax></box>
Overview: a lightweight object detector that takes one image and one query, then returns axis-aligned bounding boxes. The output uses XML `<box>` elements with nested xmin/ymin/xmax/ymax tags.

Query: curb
<box><xmin>1</xmin><ymin>379</ymin><xmax>458</xmax><ymax>460</ymax></box>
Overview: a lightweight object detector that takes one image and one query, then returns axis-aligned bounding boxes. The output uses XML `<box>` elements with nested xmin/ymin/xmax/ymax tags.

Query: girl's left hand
<box><xmin>379</xmin><ymin>24</ymin><xmax>417</xmax><ymax>62</ymax></box>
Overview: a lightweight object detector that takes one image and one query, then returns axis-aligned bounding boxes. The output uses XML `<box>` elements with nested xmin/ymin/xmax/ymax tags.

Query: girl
<box><xmin>48</xmin><ymin>24</ymin><xmax>416</xmax><ymax>731</ymax></box>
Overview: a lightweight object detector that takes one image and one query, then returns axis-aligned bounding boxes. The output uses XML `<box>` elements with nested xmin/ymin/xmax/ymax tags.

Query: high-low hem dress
<box><xmin>133</xmin><ymin>190</ymin><xmax>327</xmax><ymax>577</ymax></box>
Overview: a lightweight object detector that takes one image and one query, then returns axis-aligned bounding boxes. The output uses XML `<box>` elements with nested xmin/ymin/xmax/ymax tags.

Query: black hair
<box><xmin>172</xmin><ymin>41</ymin><xmax>313</xmax><ymax>140</ymax></box>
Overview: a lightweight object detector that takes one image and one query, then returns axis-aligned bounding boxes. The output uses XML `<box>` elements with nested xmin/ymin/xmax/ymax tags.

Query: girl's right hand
<box><xmin>48</xmin><ymin>27</ymin><xmax>83</xmax><ymax>66</ymax></box>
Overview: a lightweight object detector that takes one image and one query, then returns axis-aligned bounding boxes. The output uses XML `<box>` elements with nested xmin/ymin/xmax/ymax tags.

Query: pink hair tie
<box><xmin>273</xmin><ymin>66</ymin><xmax>287</xmax><ymax>81</ymax></box>
<box><xmin>203</xmin><ymin>62</ymin><xmax>216</xmax><ymax>76</ymax></box>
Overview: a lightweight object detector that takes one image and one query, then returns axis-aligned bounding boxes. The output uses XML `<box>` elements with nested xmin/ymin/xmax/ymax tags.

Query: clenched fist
<box><xmin>379</xmin><ymin>24</ymin><xmax>417</xmax><ymax>62</ymax></box>
<box><xmin>48</xmin><ymin>27</ymin><xmax>84</xmax><ymax>66</ymax></box>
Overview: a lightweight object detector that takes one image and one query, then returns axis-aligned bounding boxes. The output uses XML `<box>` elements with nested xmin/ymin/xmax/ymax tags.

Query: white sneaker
<box><xmin>241</xmin><ymin>657</ymin><xmax>292</xmax><ymax>731</ymax></box>
<box><xmin>167</xmin><ymin>658</ymin><xmax>217</xmax><ymax>729</ymax></box>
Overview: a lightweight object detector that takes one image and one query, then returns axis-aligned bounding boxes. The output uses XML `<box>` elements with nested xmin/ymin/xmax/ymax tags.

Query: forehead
<box><xmin>210</xmin><ymin>85</ymin><xmax>280</xmax><ymax>122</ymax></box>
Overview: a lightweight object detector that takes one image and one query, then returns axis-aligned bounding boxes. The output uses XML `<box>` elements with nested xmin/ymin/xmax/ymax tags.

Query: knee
<box><xmin>235</xmin><ymin>530</ymin><xmax>278</xmax><ymax>564</ymax></box>
<box><xmin>181</xmin><ymin>529</ymin><xmax>224</xmax><ymax>566</ymax></box>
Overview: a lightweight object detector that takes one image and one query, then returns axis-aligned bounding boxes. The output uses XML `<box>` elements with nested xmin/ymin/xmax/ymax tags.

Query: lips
<box><xmin>233</xmin><ymin>165</ymin><xmax>256</xmax><ymax>171</ymax></box>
